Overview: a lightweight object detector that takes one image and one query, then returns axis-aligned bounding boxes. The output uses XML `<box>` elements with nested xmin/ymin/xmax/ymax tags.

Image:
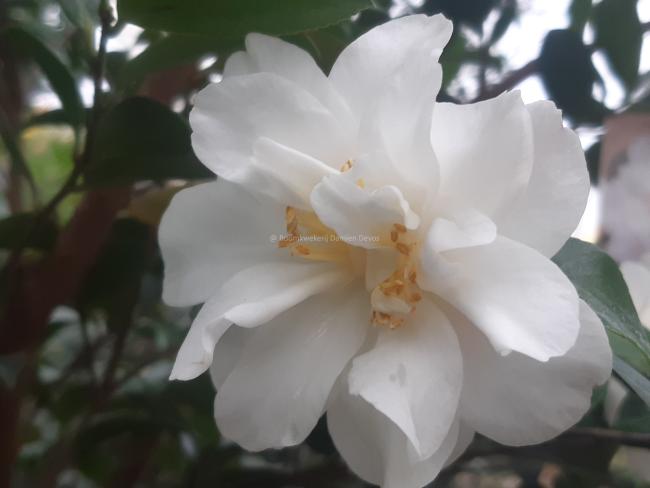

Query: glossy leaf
<box><xmin>2</xmin><ymin>26</ymin><xmax>85</xmax><ymax>127</ymax></box>
<box><xmin>117</xmin><ymin>0</ymin><xmax>373</xmax><ymax>38</ymax></box>
<box><xmin>594</xmin><ymin>0</ymin><xmax>642</xmax><ymax>90</ymax></box>
<box><xmin>539</xmin><ymin>29</ymin><xmax>608</xmax><ymax>124</ymax></box>
<box><xmin>569</xmin><ymin>0</ymin><xmax>592</xmax><ymax>34</ymax></box>
<box><xmin>85</xmin><ymin>97</ymin><xmax>212</xmax><ymax>186</ymax></box>
<box><xmin>553</xmin><ymin>238</ymin><xmax>650</xmax><ymax>404</ymax></box>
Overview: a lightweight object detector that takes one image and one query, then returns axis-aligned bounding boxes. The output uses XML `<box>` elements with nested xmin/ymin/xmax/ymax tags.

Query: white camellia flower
<box><xmin>159</xmin><ymin>14</ymin><xmax>613</xmax><ymax>488</ymax></box>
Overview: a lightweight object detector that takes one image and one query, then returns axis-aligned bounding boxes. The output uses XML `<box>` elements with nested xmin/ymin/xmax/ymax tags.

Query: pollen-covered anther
<box><xmin>340</xmin><ymin>159</ymin><xmax>353</xmax><ymax>173</ymax></box>
<box><xmin>371</xmin><ymin>223</ymin><xmax>423</xmax><ymax>329</ymax></box>
<box><xmin>278</xmin><ymin>205</ymin><xmax>349</xmax><ymax>264</ymax></box>
<box><xmin>396</xmin><ymin>242</ymin><xmax>411</xmax><ymax>256</ymax></box>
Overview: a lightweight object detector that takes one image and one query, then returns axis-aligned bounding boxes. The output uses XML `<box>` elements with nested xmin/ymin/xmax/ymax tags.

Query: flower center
<box><xmin>370</xmin><ymin>223</ymin><xmax>422</xmax><ymax>329</ymax></box>
<box><xmin>278</xmin><ymin>206</ymin><xmax>350</xmax><ymax>263</ymax></box>
<box><xmin>277</xmin><ymin>160</ymin><xmax>424</xmax><ymax>330</ymax></box>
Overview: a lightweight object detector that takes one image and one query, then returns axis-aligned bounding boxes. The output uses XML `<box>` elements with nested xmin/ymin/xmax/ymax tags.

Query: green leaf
<box><xmin>539</xmin><ymin>29</ymin><xmax>608</xmax><ymax>124</ymax></box>
<box><xmin>553</xmin><ymin>239</ymin><xmax>650</xmax><ymax>404</ymax></box>
<box><xmin>569</xmin><ymin>0</ymin><xmax>592</xmax><ymax>35</ymax></box>
<box><xmin>594</xmin><ymin>0</ymin><xmax>642</xmax><ymax>90</ymax></box>
<box><xmin>117</xmin><ymin>0</ymin><xmax>373</xmax><ymax>38</ymax></box>
<box><xmin>2</xmin><ymin>26</ymin><xmax>85</xmax><ymax>128</ymax></box>
<box><xmin>85</xmin><ymin>97</ymin><xmax>212</xmax><ymax>186</ymax></box>
<box><xmin>0</xmin><ymin>213</ymin><xmax>58</xmax><ymax>251</ymax></box>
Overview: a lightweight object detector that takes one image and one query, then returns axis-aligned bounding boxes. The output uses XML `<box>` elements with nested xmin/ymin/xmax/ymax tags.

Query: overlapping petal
<box><xmin>190</xmin><ymin>72</ymin><xmax>353</xmax><ymax>188</ymax></box>
<box><xmin>456</xmin><ymin>300</ymin><xmax>612</xmax><ymax>445</ymax></box>
<box><xmin>169</xmin><ymin>261</ymin><xmax>350</xmax><ymax>380</ymax></box>
<box><xmin>348</xmin><ymin>299</ymin><xmax>462</xmax><ymax>459</ymax></box>
<box><xmin>159</xmin><ymin>180</ymin><xmax>284</xmax><ymax>307</ymax></box>
<box><xmin>430</xmin><ymin>91</ymin><xmax>534</xmax><ymax>218</ymax></box>
<box><xmin>311</xmin><ymin>176</ymin><xmax>419</xmax><ymax>248</ymax></box>
<box><xmin>223</xmin><ymin>33</ymin><xmax>353</xmax><ymax>126</ymax></box>
<box><xmin>329</xmin><ymin>14</ymin><xmax>452</xmax><ymax>122</ymax></box>
<box><xmin>328</xmin><ymin>376</ymin><xmax>460</xmax><ymax>488</ymax></box>
<box><xmin>496</xmin><ymin>101</ymin><xmax>590</xmax><ymax>257</ymax></box>
<box><xmin>420</xmin><ymin>236</ymin><xmax>581</xmax><ymax>361</ymax></box>
<box><xmin>214</xmin><ymin>285</ymin><xmax>370</xmax><ymax>451</ymax></box>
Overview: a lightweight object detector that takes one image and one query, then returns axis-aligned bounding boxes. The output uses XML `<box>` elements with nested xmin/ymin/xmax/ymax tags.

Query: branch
<box><xmin>475</xmin><ymin>58</ymin><xmax>539</xmax><ymax>101</ymax></box>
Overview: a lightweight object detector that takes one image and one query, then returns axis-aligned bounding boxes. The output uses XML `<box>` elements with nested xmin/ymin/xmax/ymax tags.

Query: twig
<box><xmin>8</xmin><ymin>0</ymin><xmax>113</xmax><ymax>259</ymax></box>
<box><xmin>476</xmin><ymin>58</ymin><xmax>539</xmax><ymax>101</ymax></box>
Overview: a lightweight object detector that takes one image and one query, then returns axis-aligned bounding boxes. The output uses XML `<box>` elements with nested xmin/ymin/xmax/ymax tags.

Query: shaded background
<box><xmin>1</xmin><ymin>0</ymin><xmax>650</xmax><ymax>486</ymax></box>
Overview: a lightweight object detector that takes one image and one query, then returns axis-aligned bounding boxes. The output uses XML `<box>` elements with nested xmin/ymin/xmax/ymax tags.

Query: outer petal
<box><xmin>420</xmin><ymin>236</ymin><xmax>580</xmax><ymax>361</ymax></box>
<box><xmin>169</xmin><ymin>262</ymin><xmax>350</xmax><ymax>380</ymax></box>
<box><xmin>190</xmin><ymin>72</ymin><xmax>353</xmax><ymax>187</ymax></box>
<box><xmin>223</xmin><ymin>33</ymin><xmax>354</xmax><ymax>126</ymax></box>
<box><xmin>348</xmin><ymin>299</ymin><xmax>462</xmax><ymax>459</ymax></box>
<box><xmin>209</xmin><ymin>326</ymin><xmax>253</xmax><ymax>390</ymax></box>
<box><xmin>159</xmin><ymin>180</ymin><xmax>284</xmax><ymax>307</ymax></box>
<box><xmin>329</xmin><ymin>14</ymin><xmax>452</xmax><ymax>122</ymax></box>
<box><xmin>214</xmin><ymin>284</ymin><xmax>370</xmax><ymax>451</ymax></box>
<box><xmin>620</xmin><ymin>261</ymin><xmax>650</xmax><ymax>327</ymax></box>
<box><xmin>327</xmin><ymin>376</ymin><xmax>460</xmax><ymax>488</ymax></box>
<box><xmin>430</xmin><ymin>91</ymin><xmax>533</xmax><ymax>218</ymax></box>
<box><xmin>456</xmin><ymin>300</ymin><xmax>612</xmax><ymax>446</ymax></box>
<box><xmin>496</xmin><ymin>101</ymin><xmax>590</xmax><ymax>257</ymax></box>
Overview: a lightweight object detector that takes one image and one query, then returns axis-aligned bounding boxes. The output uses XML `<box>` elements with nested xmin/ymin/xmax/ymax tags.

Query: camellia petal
<box><xmin>223</xmin><ymin>33</ymin><xmax>354</xmax><ymax>127</ymax></box>
<box><xmin>311</xmin><ymin>176</ymin><xmax>420</xmax><ymax>248</ymax></box>
<box><xmin>357</xmin><ymin>57</ymin><xmax>442</xmax><ymax>204</ymax></box>
<box><xmin>329</xmin><ymin>14</ymin><xmax>452</xmax><ymax>122</ymax></box>
<box><xmin>214</xmin><ymin>285</ymin><xmax>370</xmax><ymax>451</ymax></box>
<box><xmin>189</xmin><ymin>72</ymin><xmax>353</xmax><ymax>186</ymax></box>
<box><xmin>244</xmin><ymin>137</ymin><xmax>338</xmax><ymax>210</ymax></box>
<box><xmin>158</xmin><ymin>180</ymin><xmax>284</xmax><ymax>307</ymax></box>
<box><xmin>456</xmin><ymin>300</ymin><xmax>612</xmax><ymax>446</ymax></box>
<box><xmin>169</xmin><ymin>261</ymin><xmax>350</xmax><ymax>381</ymax></box>
<box><xmin>430</xmin><ymin>91</ymin><xmax>534</xmax><ymax>218</ymax></box>
<box><xmin>425</xmin><ymin>206</ymin><xmax>497</xmax><ymax>254</ymax></box>
<box><xmin>347</xmin><ymin>299</ymin><xmax>462</xmax><ymax>459</ymax></box>
<box><xmin>328</xmin><ymin>375</ymin><xmax>461</xmax><ymax>488</ymax></box>
<box><xmin>420</xmin><ymin>236</ymin><xmax>581</xmax><ymax>361</ymax></box>
<box><xmin>496</xmin><ymin>101</ymin><xmax>590</xmax><ymax>257</ymax></box>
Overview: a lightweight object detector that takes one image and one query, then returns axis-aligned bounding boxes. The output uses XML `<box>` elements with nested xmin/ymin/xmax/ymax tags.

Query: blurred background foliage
<box><xmin>1</xmin><ymin>0</ymin><xmax>650</xmax><ymax>487</ymax></box>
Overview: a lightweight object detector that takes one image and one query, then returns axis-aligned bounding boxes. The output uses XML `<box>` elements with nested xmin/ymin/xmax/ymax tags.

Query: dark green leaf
<box><xmin>420</xmin><ymin>0</ymin><xmax>497</xmax><ymax>32</ymax></box>
<box><xmin>85</xmin><ymin>97</ymin><xmax>212</xmax><ymax>186</ymax></box>
<box><xmin>0</xmin><ymin>213</ymin><xmax>57</xmax><ymax>251</ymax></box>
<box><xmin>614</xmin><ymin>357</ymin><xmax>650</xmax><ymax>408</ymax></box>
<box><xmin>553</xmin><ymin>239</ymin><xmax>650</xmax><ymax>404</ymax></box>
<box><xmin>539</xmin><ymin>29</ymin><xmax>608</xmax><ymax>124</ymax></box>
<box><xmin>594</xmin><ymin>0</ymin><xmax>642</xmax><ymax>90</ymax></box>
<box><xmin>569</xmin><ymin>0</ymin><xmax>592</xmax><ymax>35</ymax></box>
<box><xmin>2</xmin><ymin>26</ymin><xmax>85</xmax><ymax>127</ymax></box>
<box><xmin>117</xmin><ymin>0</ymin><xmax>373</xmax><ymax>38</ymax></box>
